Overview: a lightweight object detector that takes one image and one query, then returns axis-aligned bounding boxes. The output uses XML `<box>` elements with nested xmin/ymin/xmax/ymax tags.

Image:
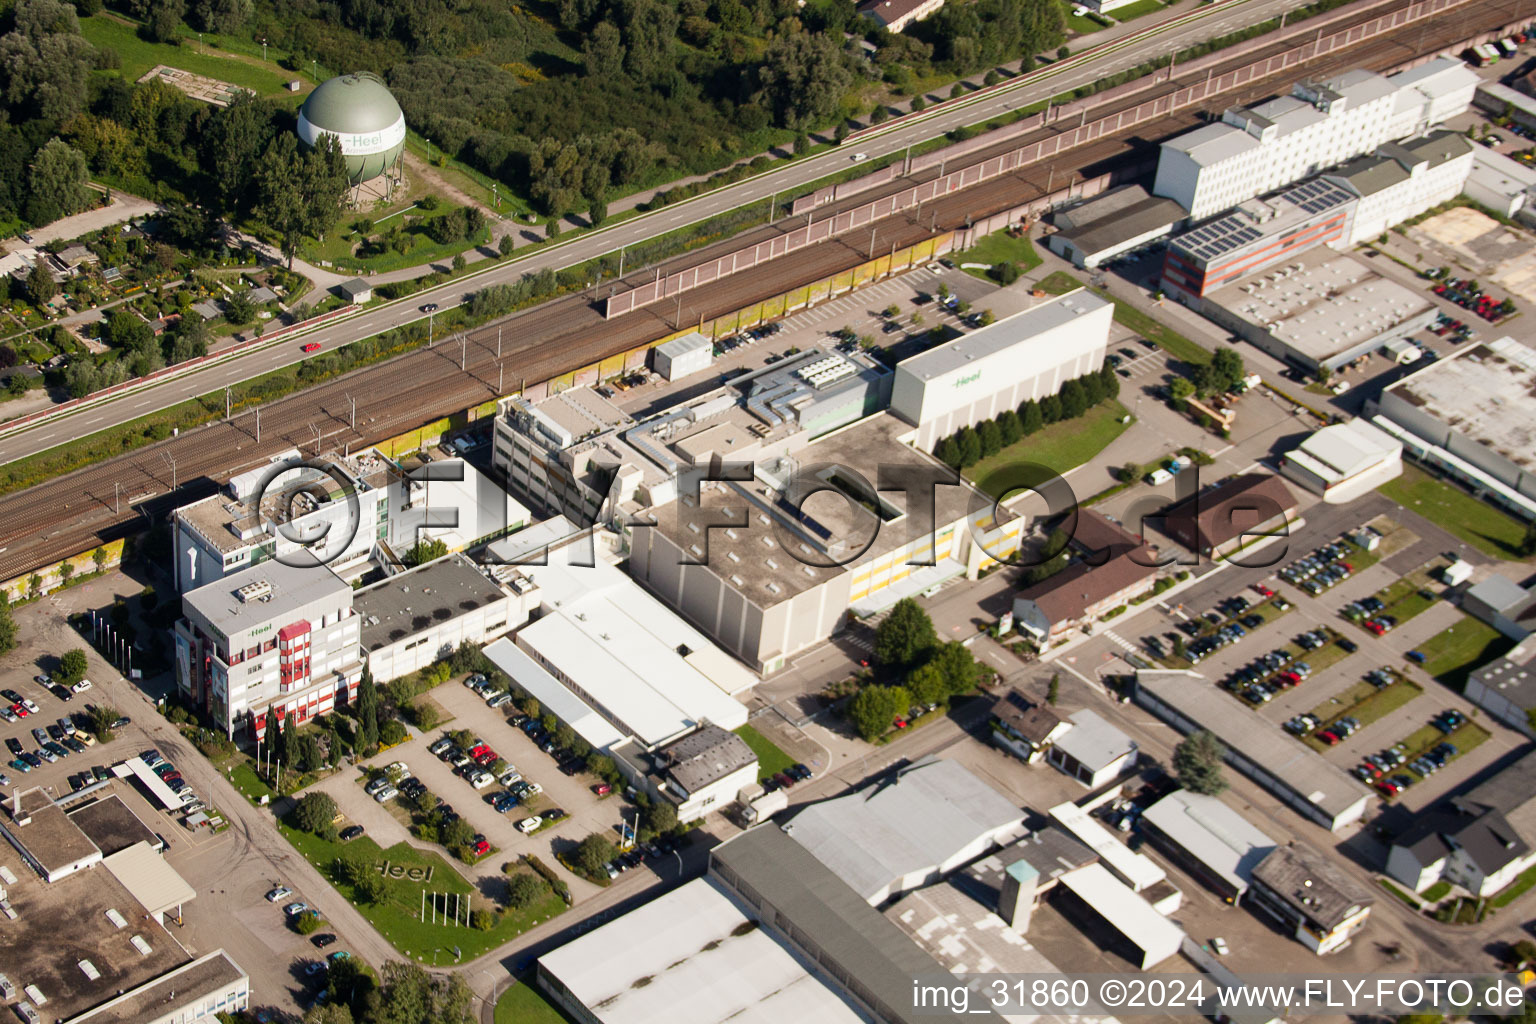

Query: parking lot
<box><xmin>1128</xmin><ymin>502</ymin><xmax>1522</xmax><ymax>817</ymax></box>
<box><xmin>315</xmin><ymin>681</ymin><xmax>678</xmax><ymax>898</ymax></box>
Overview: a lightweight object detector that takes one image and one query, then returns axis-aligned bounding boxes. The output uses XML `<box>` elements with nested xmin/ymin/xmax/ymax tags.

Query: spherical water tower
<box><xmin>296</xmin><ymin>71</ymin><xmax>406</xmax><ymax>193</ymax></box>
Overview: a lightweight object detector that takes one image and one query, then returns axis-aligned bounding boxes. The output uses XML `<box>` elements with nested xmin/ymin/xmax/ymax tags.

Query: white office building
<box><xmin>891</xmin><ymin>289</ymin><xmax>1112</xmax><ymax>450</ymax></box>
<box><xmin>1323</xmin><ymin>130</ymin><xmax>1475</xmax><ymax>244</ymax></box>
<box><xmin>1154</xmin><ymin>62</ymin><xmax>1477</xmax><ymax>221</ymax></box>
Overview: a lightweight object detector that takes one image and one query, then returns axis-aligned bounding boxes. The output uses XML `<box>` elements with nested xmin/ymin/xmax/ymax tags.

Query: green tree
<box><xmin>957</xmin><ymin>426</ymin><xmax>982</xmax><ymax>467</ymax></box>
<box><xmin>935</xmin><ymin>434</ymin><xmax>961</xmax><ymax>468</ymax></box>
<box><xmin>88</xmin><ymin>703</ymin><xmax>118</xmax><ymax>740</ymax></box>
<box><xmin>294</xmin><ymin>791</ymin><xmax>339</xmax><ymax>835</ymax></box>
<box><xmin>1047</xmin><ymin>673</ymin><xmax>1060</xmax><ymax>705</ymax></box>
<box><xmin>0</xmin><ymin>592</ymin><xmax>16</xmax><ymax>656</ymax></box>
<box><xmin>1211</xmin><ymin>347</ymin><xmax>1245</xmax><ymax>393</ymax></box>
<box><xmin>505</xmin><ymin>872</ymin><xmax>549</xmax><ymax>909</ymax></box>
<box><xmin>403</xmin><ymin>537</ymin><xmax>449</xmax><ymax>567</ymax></box>
<box><xmin>353</xmin><ymin>870</ymin><xmax>388</xmax><ymax>905</ymax></box>
<box><xmin>977</xmin><ymin>419</ymin><xmax>1002</xmax><ymax>458</ymax></box>
<box><xmin>355</xmin><ymin>665</ymin><xmax>379</xmax><ymax>753</ymax></box>
<box><xmin>222</xmin><ymin>292</ymin><xmax>255</xmax><ymax>326</ymax></box>
<box><xmin>295</xmin><ymin>910</ymin><xmax>324</xmax><ymax>935</ymax></box>
<box><xmin>1519</xmin><ymin>519</ymin><xmax>1536</xmax><ymax>559</ymax></box>
<box><xmin>498</xmin><ymin>233</ymin><xmax>515</xmax><ymax>257</ymax></box>
<box><xmin>1173</xmin><ymin>730</ymin><xmax>1228</xmax><ymax>795</ymax></box>
<box><xmin>142</xmin><ymin>0</ymin><xmax>185</xmax><ymax>42</ymax></box>
<box><xmin>1039</xmin><ymin>393</ymin><xmax>1062</xmax><ymax>424</ymax></box>
<box><xmin>907</xmin><ymin>662</ymin><xmax>948</xmax><ymax>707</ymax></box>
<box><xmin>997</xmin><ymin>410</ymin><xmax>1022</xmax><ymax>446</ymax></box>
<box><xmin>304</xmin><ymin>1002</ymin><xmax>355</xmax><ymax>1024</ymax></box>
<box><xmin>0</xmin><ymin>0</ymin><xmax>97</xmax><ymax>127</ymax></box>
<box><xmin>847</xmin><ymin>684</ymin><xmax>900</xmax><ymax>741</ymax></box>
<box><xmin>1017</xmin><ymin>399</ymin><xmax>1041</xmax><ymax>435</ymax></box>
<box><xmin>375</xmin><ymin>962</ymin><xmax>475</xmax><ymax>1024</ymax></box>
<box><xmin>641</xmin><ymin>797</ymin><xmax>678</xmax><ymax>838</ymax></box>
<box><xmin>1059</xmin><ymin>378</ymin><xmax>1087</xmax><ymax>419</ymax></box>
<box><xmin>26</xmin><ymin>262</ymin><xmax>56</xmax><ymax>305</ymax></box>
<box><xmin>874</xmin><ymin>598</ymin><xmax>938</xmax><ymax>672</ymax></box>
<box><xmin>58</xmin><ymin>647</ymin><xmax>88</xmax><ymax>682</ymax></box>
<box><xmin>263</xmin><ymin>709</ymin><xmax>284</xmax><ymax>764</ymax></box>
<box><xmin>928</xmin><ymin>640</ymin><xmax>979</xmax><ymax>697</ymax></box>
<box><xmin>1169</xmin><ymin>377</ymin><xmax>1195</xmax><ymax>409</ymax></box>
<box><xmin>755</xmin><ymin>33</ymin><xmax>852</xmax><ymax>129</ymax></box>
<box><xmin>574</xmin><ymin>833</ymin><xmax>618</xmax><ymax>878</ymax></box>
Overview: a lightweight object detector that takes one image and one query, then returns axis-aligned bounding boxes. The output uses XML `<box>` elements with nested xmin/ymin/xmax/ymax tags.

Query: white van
<box><xmin>1145</xmin><ymin>468</ymin><xmax>1173</xmax><ymax>486</ymax></box>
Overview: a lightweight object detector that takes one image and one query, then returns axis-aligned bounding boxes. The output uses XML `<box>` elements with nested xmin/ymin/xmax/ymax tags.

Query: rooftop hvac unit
<box><xmin>0</xmin><ymin>974</ymin><xmax>14</xmax><ymax>999</ymax></box>
<box><xmin>235</xmin><ymin>580</ymin><xmax>273</xmax><ymax>604</ymax></box>
<box><xmin>16</xmin><ymin>1003</ymin><xmax>40</xmax><ymax>1024</ymax></box>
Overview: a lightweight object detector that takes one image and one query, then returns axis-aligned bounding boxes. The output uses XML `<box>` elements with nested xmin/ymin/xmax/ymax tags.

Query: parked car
<box><xmin>284</xmin><ymin>903</ymin><xmax>311</xmax><ymax>918</ymax></box>
<box><xmin>373</xmin><ymin>785</ymin><xmax>398</xmax><ymax>803</ymax></box>
<box><xmin>340</xmin><ymin>826</ymin><xmax>365</xmax><ymax>841</ymax></box>
<box><xmin>266</xmin><ymin>886</ymin><xmax>293</xmax><ymax>903</ymax></box>
<box><xmin>516</xmin><ymin>817</ymin><xmax>541</xmax><ymax>835</ymax></box>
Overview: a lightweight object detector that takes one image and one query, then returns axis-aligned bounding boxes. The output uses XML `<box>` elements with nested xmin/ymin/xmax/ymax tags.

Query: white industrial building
<box><xmin>1201</xmin><ymin>248</ymin><xmax>1437</xmax><ymax>374</ymax></box>
<box><xmin>1056</xmin><ymin>863</ymin><xmax>1185</xmax><ymax>969</ymax></box>
<box><xmin>1153</xmin><ymin>61</ymin><xmax>1477</xmax><ymax>220</ymax></box>
<box><xmin>651</xmin><ymin>331</ymin><xmax>714</xmax><ymax>380</ymax></box>
<box><xmin>891</xmin><ymin>289</ymin><xmax>1112</xmax><ymax>450</ymax></box>
<box><xmin>354</xmin><ymin>554</ymin><xmax>535</xmax><ymax>681</ymax></box>
<box><xmin>1323</xmin><ymin>130</ymin><xmax>1475</xmax><ymax>244</ymax></box>
<box><xmin>780</xmin><ymin>757</ymin><xmax>1024</xmax><ymax>905</ymax></box>
<box><xmin>1139</xmin><ymin>790</ymin><xmax>1277</xmax><ymax>904</ymax></box>
<box><xmin>1249</xmin><ymin>845</ymin><xmax>1373</xmax><ymax>955</ymax></box>
<box><xmin>1046</xmin><ymin>184</ymin><xmax>1188</xmax><ymax>268</ymax></box>
<box><xmin>1046</xmin><ymin>708</ymin><xmax>1138</xmax><ymax>788</ymax></box>
<box><xmin>483</xmin><ymin>552</ymin><xmax>751</xmax><ymax>756</ymax></box>
<box><xmin>1280</xmin><ymin>418</ymin><xmax>1403</xmax><ymax>503</ymax></box>
<box><xmin>175</xmin><ymin>551</ymin><xmax>529</xmax><ymax>737</ymax></box>
<box><xmin>1463</xmin><ymin>143</ymin><xmax>1536</xmax><ymax>220</ymax></box>
<box><xmin>171</xmin><ymin>448</ymin><xmax>524</xmax><ymax>594</ymax></box>
<box><xmin>536</xmin><ymin>876</ymin><xmax>870</xmax><ymax>1024</ymax></box>
<box><xmin>1370</xmin><ymin>337</ymin><xmax>1536</xmax><ymax>520</ymax></box>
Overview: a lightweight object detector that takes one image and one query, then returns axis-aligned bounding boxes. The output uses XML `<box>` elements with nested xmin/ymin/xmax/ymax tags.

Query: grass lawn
<box><xmin>1416</xmin><ymin>615</ymin><xmax>1516</xmax><ymax>692</ymax></box>
<box><xmin>733</xmin><ymin>724</ymin><xmax>796</xmax><ymax>781</ymax></box>
<box><xmin>303</xmin><ymin>201</ymin><xmax>492</xmax><ymax>273</ymax></box>
<box><xmin>1035</xmin><ymin>271</ymin><xmax>1082</xmax><ymax>295</ymax></box>
<box><xmin>228</xmin><ymin>761</ymin><xmax>276</xmax><ymax>804</ymax></box>
<box><xmin>1102</xmin><ymin>296</ymin><xmax>1211</xmax><ymax>366</ymax></box>
<box><xmin>494</xmin><ymin>982</ymin><xmax>570</xmax><ymax>1024</ymax></box>
<box><xmin>1422</xmin><ymin>880</ymin><xmax>1452</xmax><ymax>902</ymax></box>
<box><xmin>277</xmin><ymin>818</ymin><xmax>566</xmax><ymax>964</ymax></box>
<box><xmin>1065</xmin><ymin>7</ymin><xmax>1110</xmax><ymax>32</ymax></box>
<box><xmin>1379</xmin><ymin>465</ymin><xmax>1528</xmax><ymax>558</ymax></box>
<box><xmin>1108</xmin><ymin>0</ymin><xmax>1169</xmax><ymax>19</ymax></box>
<box><xmin>1494</xmin><ymin>861</ymin><xmax>1536</xmax><ymax>907</ymax></box>
<box><xmin>954</xmin><ymin>228</ymin><xmax>1042</xmax><ymax>281</ymax></box>
<box><xmin>969</xmin><ymin>400</ymin><xmax>1131</xmax><ymax>498</ymax></box>
<box><xmin>81</xmin><ymin>15</ymin><xmax>297</xmax><ymax>96</ymax></box>
<box><xmin>1378</xmin><ymin>878</ymin><xmax>1418</xmax><ymax>907</ymax></box>
<box><xmin>1305</xmin><ymin>680</ymin><xmax>1422</xmax><ymax>746</ymax></box>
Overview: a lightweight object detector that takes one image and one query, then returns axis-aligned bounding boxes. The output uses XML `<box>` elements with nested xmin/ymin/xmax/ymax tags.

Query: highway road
<box><xmin>0</xmin><ymin>0</ymin><xmax>1318</xmax><ymax>465</ymax></box>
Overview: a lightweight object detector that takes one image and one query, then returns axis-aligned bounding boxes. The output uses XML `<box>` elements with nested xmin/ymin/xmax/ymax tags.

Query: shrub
<box><xmin>470</xmin><ymin>908</ymin><xmax>495</xmax><ymax>931</ymax></box>
<box><xmin>505</xmin><ymin>872</ymin><xmax>549</xmax><ymax>909</ymax></box>
<box><xmin>295</xmin><ymin>912</ymin><xmax>324</xmax><ymax>935</ymax></box>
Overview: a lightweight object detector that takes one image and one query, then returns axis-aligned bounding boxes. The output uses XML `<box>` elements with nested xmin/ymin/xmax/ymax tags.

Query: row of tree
<box><xmin>846</xmin><ymin>598</ymin><xmax>983</xmax><ymax>741</ymax></box>
<box><xmin>934</xmin><ymin>361</ymin><xmax>1121</xmax><ymax>470</ymax></box>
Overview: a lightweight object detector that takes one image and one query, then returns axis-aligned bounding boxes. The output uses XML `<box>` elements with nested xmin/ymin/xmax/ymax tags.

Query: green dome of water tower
<box><xmin>296</xmin><ymin>72</ymin><xmax>407</xmax><ymax>186</ymax></box>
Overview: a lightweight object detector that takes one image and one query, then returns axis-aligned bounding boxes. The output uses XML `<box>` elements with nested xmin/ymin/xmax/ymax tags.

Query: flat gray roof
<box><xmin>780</xmin><ymin>756</ymin><xmax>1021</xmax><ymax>901</ymax></box>
<box><xmin>355</xmin><ymin>553</ymin><xmax>509</xmax><ymax>652</ymax></box>
<box><xmin>182</xmin><ymin>556</ymin><xmax>349</xmax><ymax>638</ymax></box>
<box><xmin>1140</xmin><ymin>790</ymin><xmax>1277</xmax><ymax>895</ymax></box>
<box><xmin>1054</xmin><ymin>187</ymin><xmax>1187</xmax><ymax>255</ymax></box>
<box><xmin>0</xmin><ymin>845</ymin><xmax>190</xmax><ymax>1021</ymax></box>
<box><xmin>662</xmin><ymin>724</ymin><xmax>757</xmax><ymax>793</ymax></box>
<box><xmin>711</xmin><ymin>824</ymin><xmax>1006</xmax><ymax>1024</ymax></box>
<box><xmin>1135</xmin><ymin>670</ymin><xmax>1366</xmax><ymax>825</ymax></box>
<box><xmin>896</xmin><ymin>289</ymin><xmax>1112</xmax><ymax>381</ymax></box>
<box><xmin>1054</xmin><ymin>709</ymin><xmax>1136</xmax><ymax>772</ymax></box>
<box><xmin>1383</xmin><ymin>337</ymin><xmax>1536</xmax><ymax>472</ymax></box>
<box><xmin>5</xmin><ymin>789</ymin><xmax>101</xmax><ymax>875</ymax></box>
<box><xmin>67</xmin><ymin>950</ymin><xmax>247</xmax><ymax>1024</ymax></box>
<box><xmin>67</xmin><ymin>794</ymin><xmax>160</xmax><ymax>857</ymax></box>
<box><xmin>1164</xmin><ymin>121</ymin><xmax>1261</xmax><ymax>165</ymax></box>
<box><xmin>537</xmin><ymin>877</ymin><xmax>867</xmax><ymax>1024</ymax></box>
<box><xmin>1207</xmin><ymin>248</ymin><xmax>1433</xmax><ymax>361</ymax></box>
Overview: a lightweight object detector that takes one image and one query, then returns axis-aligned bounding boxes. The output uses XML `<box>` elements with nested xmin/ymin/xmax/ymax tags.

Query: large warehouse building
<box><xmin>1369</xmin><ymin>337</ymin><xmax>1536</xmax><ymax>520</ymax></box>
<box><xmin>1200</xmin><ymin>249</ymin><xmax>1436</xmax><ymax>373</ymax></box>
<box><xmin>890</xmin><ymin>289</ymin><xmax>1112</xmax><ymax>450</ymax></box>
<box><xmin>1280</xmin><ymin>418</ymin><xmax>1403</xmax><ymax>502</ymax></box>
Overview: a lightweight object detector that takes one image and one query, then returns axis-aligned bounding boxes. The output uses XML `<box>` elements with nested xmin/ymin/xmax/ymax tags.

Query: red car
<box><xmin>1317</xmin><ymin>730</ymin><xmax>1343</xmax><ymax>745</ymax></box>
<box><xmin>472</xmin><ymin>839</ymin><xmax>490</xmax><ymax>856</ymax></box>
<box><xmin>12</xmin><ymin>703</ymin><xmax>28</xmax><ymax>717</ymax></box>
<box><xmin>1277</xmin><ymin>671</ymin><xmax>1301</xmax><ymax>687</ymax></box>
<box><xmin>592</xmin><ymin>783</ymin><xmax>612</xmax><ymax>796</ymax></box>
<box><xmin>301</xmin><ymin>342</ymin><xmax>321</xmax><ymax>353</ymax></box>
<box><xmin>1253</xmin><ymin>584</ymin><xmax>1275</xmax><ymax>597</ymax></box>
<box><xmin>1364</xmin><ymin>620</ymin><xmax>1386</xmax><ymax>636</ymax></box>
<box><xmin>1375</xmin><ymin>777</ymin><xmax>1404</xmax><ymax>796</ymax></box>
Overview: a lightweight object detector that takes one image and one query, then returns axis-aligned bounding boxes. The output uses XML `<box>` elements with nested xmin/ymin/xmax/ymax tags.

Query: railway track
<box><xmin>0</xmin><ymin>0</ymin><xmax>1521</xmax><ymax>584</ymax></box>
